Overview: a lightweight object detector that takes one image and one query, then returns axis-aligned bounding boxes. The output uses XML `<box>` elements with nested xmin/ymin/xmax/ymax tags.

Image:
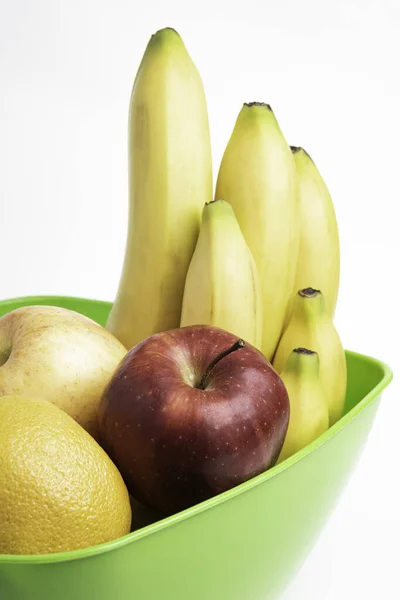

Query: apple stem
<box><xmin>199</xmin><ymin>339</ymin><xmax>245</xmax><ymax>390</ymax></box>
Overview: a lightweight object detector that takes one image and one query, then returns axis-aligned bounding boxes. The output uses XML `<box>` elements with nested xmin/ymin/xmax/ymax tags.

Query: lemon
<box><xmin>0</xmin><ymin>395</ymin><xmax>132</xmax><ymax>555</ymax></box>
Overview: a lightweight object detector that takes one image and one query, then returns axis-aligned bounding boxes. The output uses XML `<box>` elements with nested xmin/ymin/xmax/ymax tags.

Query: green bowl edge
<box><xmin>0</xmin><ymin>295</ymin><xmax>112</xmax><ymax>311</ymax></box>
<box><xmin>0</xmin><ymin>295</ymin><xmax>394</xmax><ymax>565</ymax></box>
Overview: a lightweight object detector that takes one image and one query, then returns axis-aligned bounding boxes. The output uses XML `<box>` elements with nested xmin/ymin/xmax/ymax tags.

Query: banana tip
<box><xmin>299</xmin><ymin>287</ymin><xmax>321</xmax><ymax>298</ymax></box>
<box><xmin>294</xmin><ymin>347</ymin><xmax>317</xmax><ymax>356</ymax></box>
<box><xmin>244</xmin><ymin>102</ymin><xmax>272</xmax><ymax>111</ymax></box>
<box><xmin>150</xmin><ymin>27</ymin><xmax>181</xmax><ymax>42</ymax></box>
<box><xmin>290</xmin><ymin>145</ymin><xmax>313</xmax><ymax>161</ymax></box>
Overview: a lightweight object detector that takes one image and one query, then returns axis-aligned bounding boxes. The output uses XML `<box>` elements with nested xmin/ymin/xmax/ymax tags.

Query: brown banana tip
<box><xmin>291</xmin><ymin>146</ymin><xmax>313</xmax><ymax>161</ymax></box>
<box><xmin>298</xmin><ymin>287</ymin><xmax>321</xmax><ymax>298</ymax></box>
<box><xmin>244</xmin><ymin>102</ymin><xmax>272</xmax><ymax>111</ymax></box>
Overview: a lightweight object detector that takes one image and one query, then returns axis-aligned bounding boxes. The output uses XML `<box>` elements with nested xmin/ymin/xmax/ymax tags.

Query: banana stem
<box><xmin>199</xmin><ymin>339</ymin><xmax>245</xmax><ymax>390</ymax></box>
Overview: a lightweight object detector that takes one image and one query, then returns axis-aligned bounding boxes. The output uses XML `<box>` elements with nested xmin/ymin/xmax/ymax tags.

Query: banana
<box><xmin>286</xmin><ymin>147</ymin><xmax>340</xmax><ymax>323</ymax></box>
<box><xmin>278</xmin><ymin>348</ymin><xmax>329</xmax><ymax>463</ymax></box>
<box><xmin>180</xmin><ymin>199</ymin><xmax>262</xmax><ymax>348</ymax></box>
<box><xmin>273</xmin><ymin>287</ymin><xmax>346</xmax><ymax>426</ymax></box>
<box><xmin>106</xmin><ymin>28</ymin><xmax>213</xmax><ymax>349</ymax></box>
<box><xmin>215</xmin><ymin>102</ymin><xmax>299</xmax><ymax>361</ymax></box>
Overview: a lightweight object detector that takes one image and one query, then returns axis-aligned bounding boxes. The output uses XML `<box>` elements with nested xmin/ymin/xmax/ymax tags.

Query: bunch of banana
<box><xmin>180</xmin><ymin>199</ymin><xmax>262</xmax><ymax>349</ymax></box>
<box><xmin>277</xmin><ymin>348</ymin><xmax>329</xmax><ymax>463</ymax></box>
<box><xmin>106</xmin><ymin>28</ymin><xmax>213</xmax><ymax>349</ymax></box>
<box><xmin>285</xmin><ymin>147</ymin><xmax>340</xmax><ymax>323</ymax></box>
<box><xmin>273</xmin><ymin>287</ymin><xmax>347</xmax><ymax>426</ymax></box>
<box><xmin>107</xmin><ymin>26</ymin><xmax>347</xmax><ymax>451</ymax></box>
<box><xmin>215</xmin><ymin>102</ymin><xmax>299</xmax><ymax>361</ymax></box>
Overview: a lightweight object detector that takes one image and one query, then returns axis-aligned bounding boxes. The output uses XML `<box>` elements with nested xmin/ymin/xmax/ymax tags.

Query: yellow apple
<box><xmin>0</xmin><ymin>305</ymin><xmax>127</xmax><ymax>440</ymax></box>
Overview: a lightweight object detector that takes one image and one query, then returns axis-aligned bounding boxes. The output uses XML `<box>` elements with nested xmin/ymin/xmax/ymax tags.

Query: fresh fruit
<box><xmin>99</xmin><ymin>325</ymin><xmax>289</xmax><ymax>516</ymax></box>
<box><xmin>273</xmin><ymin>288</ymin><xmax>346</xmax><ymax>425</ymax></box>
<box><xmin>180</xmin><ymin>199</ymin><xmax>262</xmax><ymax>348</ymax></box>
<box><xmin>0</xmin><ymin>395</ymin><xmax>131</xmax><ymax>555</ymax></box>
<box><xmin>106</xmin><ymin>27</ymin><xmax>213</xmax><ymax>350</ymax></box>
<box><xmin>0</xmin><ymin>305</ymin><xmax>127</xmax><ymax>440</ymax></box>
<box><xmin>215</xmin><ymin>102</ymin><xmax>299</xmax><ymax>360</ymax></box>
<box><xmin>277</xmin><ymin>348</ymin><xmax>329</xmax><ymax>463</ymax></box>
<box><xmin>286</xmin><ymin>146</ymin><xmax>340</xmax><ymax>322</ymax></box>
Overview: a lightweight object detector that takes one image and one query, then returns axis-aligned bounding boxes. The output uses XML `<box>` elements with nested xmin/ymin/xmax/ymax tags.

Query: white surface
<box><xmin>0</xmin><ymin>1</ymin><xmax>398</xmax><ymax>598</ymax></box>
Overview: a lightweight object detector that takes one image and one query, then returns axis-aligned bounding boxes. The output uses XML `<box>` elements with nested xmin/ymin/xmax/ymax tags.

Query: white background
<box><xmin>0</xmin><ymin>1</ymin><xmax>399</xmax><ymax>598</ymax></box>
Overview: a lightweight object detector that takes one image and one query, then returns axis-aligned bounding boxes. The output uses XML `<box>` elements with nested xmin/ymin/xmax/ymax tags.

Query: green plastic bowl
<box><xmin>0</xmin><ymin>296</ymin><xmax>393</xmax><ymax>600</ymax></box>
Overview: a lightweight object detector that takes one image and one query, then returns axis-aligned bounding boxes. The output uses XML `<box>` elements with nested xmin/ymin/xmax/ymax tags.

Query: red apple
<box><xmin>99</xmin><ymin>325</ymin><xmax>289</xmax><ymax>515</ymax></box>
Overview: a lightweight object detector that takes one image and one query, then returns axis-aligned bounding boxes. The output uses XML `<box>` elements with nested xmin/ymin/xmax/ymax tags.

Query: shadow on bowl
<box><xmin>0</xmin><ymin>296</ymin><xmax>393</xmax><ymax>600</ymax></box>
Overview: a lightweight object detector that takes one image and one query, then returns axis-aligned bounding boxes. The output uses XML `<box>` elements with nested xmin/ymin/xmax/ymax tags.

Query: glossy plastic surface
<box><xmin>0</xmin><ymin>296</ymin><xmax>393</xmax><ymax>600</ymax></box>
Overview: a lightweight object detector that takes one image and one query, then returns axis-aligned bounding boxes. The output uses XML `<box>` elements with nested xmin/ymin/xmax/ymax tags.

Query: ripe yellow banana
<box><xmin>180</xmin><ymin>199</ymin><xmax>262</xmax><ymax>348</ymax></box>
<box><xmin>278</xmin><ymin>348</ymin><xmax>329</xmax><ymax>463</ymax></box>
<box><xmin>286</xmin><ymin>147</ymin><xmax>340</xmax><ymax>323</ymax></box>
<box><xmin>215</xmin><ymin>102</ymin><xmax>299</xmax><ymax>360</ymax></box>
<box><xmin>273</xmin><ymin>287</ymin><xmax>346</xmax><ymax>425</ymax></box>
<box><xmin>106</xmin><ymin>28</ymin><xmax>213</xmax><ymax>349</ymax></box>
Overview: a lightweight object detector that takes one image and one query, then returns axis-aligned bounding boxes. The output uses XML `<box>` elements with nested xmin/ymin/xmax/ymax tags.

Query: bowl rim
<box><xmin>0</xmin><ymin>295</ymin><xmax>394</xmax><ymax>565</ymax></box>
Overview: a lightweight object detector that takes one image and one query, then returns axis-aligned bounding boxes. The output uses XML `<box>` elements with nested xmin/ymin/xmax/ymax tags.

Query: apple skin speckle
<box><xmin>99</xmin><ymin>324</ymin><xmax>289</xmax><ymax>516</ymax></box>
